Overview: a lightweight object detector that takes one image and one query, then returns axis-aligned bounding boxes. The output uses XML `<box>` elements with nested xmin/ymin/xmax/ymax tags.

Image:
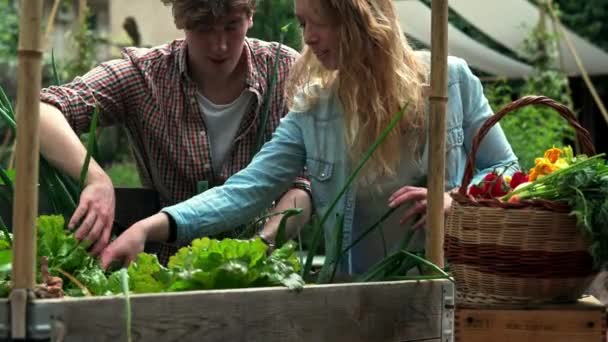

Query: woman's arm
<box><xmin>100</xmin><ymin>112</ymin><xmax>309</xmax><ymax>267</ymax></box>
<box><xmin>459</xmin><ymin>59</ymin><xmax>519</xmax><ymax>183</ymax></box>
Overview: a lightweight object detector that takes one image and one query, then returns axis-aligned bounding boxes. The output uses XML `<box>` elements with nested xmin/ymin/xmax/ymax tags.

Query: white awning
<box><xmin>448</xmin><ymin>0</ymin><xmax>608</xmax><ymax>76</ymax></box>
<box><xmin>395</xmin><ymin>0</ymin><xmax>608</xmax><ymax>78</ymax></box>
<box><xmin>395</xmin><ymin>0</ymin><xmax>533</xmax><ymax>78</ymax></box>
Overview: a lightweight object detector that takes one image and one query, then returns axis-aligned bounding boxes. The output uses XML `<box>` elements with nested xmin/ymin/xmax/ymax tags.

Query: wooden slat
<box><xmin>36</xmin><ymin>280</ymin><xmax>452</xmax><ymax>342</ymax></box>
<box><xmin>455</xmin><ymin>296</ymin><xmax>606</xmax><ymax>342</ymax></box>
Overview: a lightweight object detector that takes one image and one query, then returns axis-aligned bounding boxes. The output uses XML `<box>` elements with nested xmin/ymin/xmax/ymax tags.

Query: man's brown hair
<box><xmin>161</xmin><ymin>0</ymin><xmax>257</xmax><ymax>29</ymax></box>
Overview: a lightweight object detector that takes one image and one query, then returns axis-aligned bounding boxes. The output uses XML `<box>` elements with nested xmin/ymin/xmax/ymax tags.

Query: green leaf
<box><xmin>39</xmin><ymin>158</ymin><xmax>77</xmax><ymax>218</ymax></box>
<box><xmin>314</xmin><ymin>104</ymin><xmax>409</xmax><ymax>257</ymax></box>
<box><xmin>401</xmin><ymin>250</ymin><xmax>453</xmax><ymax>281</ymax></box>
<box><xmin>275</xmin><ymin>207</ymin><xmax>303</xmax><ymax>248</ymax></box>
<box><xmin>0</xmin><ymin>85</ymin><xmax>15</xmax><ymax>121</ymax></box>
<box><xmin>126</xmin><ymin>253</ymin><xmax>171</xmax><ymax>293</ymax></box>
<box><xmin>0</xmin><ymin>249</ymin><xmax>12</xmax><ymax>279</ymax></box>
<box><xmin>316</xmin><ymin>214</ymin><xmax>344</xmax><ymax>284</ymax></box>
<box><xmin>74</xmin><ymin>266</ymin><xmax>108</xmax><ymax>296</ymax></box>
<box><xmin>0</xmin><ymin>280</ymin><xmax>10</xmax><ymax>298</ymax></box>
<box><xmin>301</xmin><ymin>215</ymin><xmax>323</xmax><ymax>281</ymax></box>
<box><xmin>253</xmin><ymin>34</ymin><xmax>285</xmax><ymax>156</ymax></box>
<box><xmin>167</xmin><ymin>237</ymin><xmax>303</xmax><ymax>291</ymax></box>
<box><xmin>36</xmin><ymin>215</ymin><xmax>68</xmax><ymax>260</ymax></box>
<box><xmin>51</xmin><ymin>49</ymin><xmax>61</xmax><ymax>86</ymax></box>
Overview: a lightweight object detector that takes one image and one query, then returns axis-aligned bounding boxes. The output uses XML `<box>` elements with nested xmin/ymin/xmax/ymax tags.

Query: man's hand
<box><xmin>69</xmin><ymin>174</ymin><xmax>115</xmax><ymax>255</ymax></box>
<box><xmin>388</xmin><ymin>186</ymin><xmax>453</xmax><ymax>230</ymax></box>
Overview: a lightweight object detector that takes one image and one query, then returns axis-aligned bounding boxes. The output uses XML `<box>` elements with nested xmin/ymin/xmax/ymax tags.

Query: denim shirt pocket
<box><xmin>445</xmin><ymin>126</ymin><xmax>465</xmax><ymax>189</ymax></box>
<box><xmin>306</xmin><ymin>158</ymin><xmax>334</xmax><ymax>209</ymax></box>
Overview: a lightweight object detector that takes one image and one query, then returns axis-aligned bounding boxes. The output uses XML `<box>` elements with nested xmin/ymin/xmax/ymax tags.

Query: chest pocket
<box><xmin>307</xmin><ymin>158</ymin><xmax>334</xmax><ymax>209</ymax></box>
<box><xmin>446</xmin><ymin>126</ymin><xmax>464</xmax><ymax>148</ymax></box>
<box><xmin>445</xmin><ymin>126</ymin><xmax>465</xmax><ymax>189</ymax></box>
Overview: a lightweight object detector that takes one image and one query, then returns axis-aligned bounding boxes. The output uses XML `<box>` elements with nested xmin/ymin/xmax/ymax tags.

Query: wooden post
<box><xmin>425</xmin><ymin>0</ymin><xmax>449</xmax><ymax>268</ymax></box>
<box><xmin>11</xmin><ymin>0</ymin><xmax>44</xmax><ymax>338</ymax></box>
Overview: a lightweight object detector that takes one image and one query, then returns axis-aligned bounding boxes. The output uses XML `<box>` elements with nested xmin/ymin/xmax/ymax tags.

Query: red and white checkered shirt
<box><xmin>41</xmin><ymin>38</ymin><xmax>309</xmax><ymax>207</ymax></box>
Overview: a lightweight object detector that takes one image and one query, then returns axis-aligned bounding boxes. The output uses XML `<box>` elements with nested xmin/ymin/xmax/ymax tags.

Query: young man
<box><xmin>39</xmin><ymin>0</ymin><xmax>311</xmax><ymax>262</ymax></box>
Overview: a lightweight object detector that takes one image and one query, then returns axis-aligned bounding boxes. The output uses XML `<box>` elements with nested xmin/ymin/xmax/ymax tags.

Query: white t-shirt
<box><xmin>196</xmin><ymin>90</ymin><xmax>254</xmax><ymax>175</ymax></box>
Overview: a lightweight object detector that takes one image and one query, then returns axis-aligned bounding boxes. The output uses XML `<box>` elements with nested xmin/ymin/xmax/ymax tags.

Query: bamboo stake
<box><xmin>426</xmin><ymin>0</ymin><xmax>449</xmax><ymax>269</ymax></box>
<box><xmin>11</xmin><ymin>0</ymin><xmax>44</xmax><ymax>338</ymax></box>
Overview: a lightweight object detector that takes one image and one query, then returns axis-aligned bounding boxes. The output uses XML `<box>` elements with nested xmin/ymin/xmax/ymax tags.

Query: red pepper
<box><xmin>469</xmin><ymin>172</ymin><xmax>508</xmax><ymax>198</ymax></box>
<box><xmin>509</xmin><ymin>171</ymin><xmax>529</xmax><ymax>189</ymax></box>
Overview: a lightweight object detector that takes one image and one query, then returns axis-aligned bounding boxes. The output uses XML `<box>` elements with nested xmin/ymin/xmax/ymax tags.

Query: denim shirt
<box><xmin>164</xmin><ymin>56</ymin><xmax>518</xmax><ymax>273</ymax></box>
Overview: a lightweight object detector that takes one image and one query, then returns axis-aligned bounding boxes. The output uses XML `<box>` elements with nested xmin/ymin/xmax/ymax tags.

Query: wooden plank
<box><xmin>456</xmin><ymin>296</ymin><xmax>606</xmax><ymax>342</ymax></box>
<box><xmin>36</xmin><ymin>279</ymin><xmax>453</xmax><ymax>342</ymax></box>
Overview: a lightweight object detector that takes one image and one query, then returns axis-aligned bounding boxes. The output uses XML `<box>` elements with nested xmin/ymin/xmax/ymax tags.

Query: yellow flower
<box><xmin>529</xmin><ymin>157</ymin><xmax>559</xmax><ymax>181</ymax></box>
<box><xmin>554</xmin><ymin>158</ymin><xmax>569</xmax><ymax>169</ymax></box>
<box><xmin>544</xmin><ymin>147</ymin><xmax>563</xmax><ymax>163</ymax></box>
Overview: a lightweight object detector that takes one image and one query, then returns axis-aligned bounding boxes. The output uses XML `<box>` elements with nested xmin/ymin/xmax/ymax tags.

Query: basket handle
<box><xmin>458</xmin><ymin>95</ymin><xmax>596</xmax><ymax>196</ymax></box>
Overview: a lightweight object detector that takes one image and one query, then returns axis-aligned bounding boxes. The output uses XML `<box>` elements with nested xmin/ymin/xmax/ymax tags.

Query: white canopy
<box><xmin>396</xmin><ymin>0</ymin><xmax>608</xmax><ymax>78</ymax></box>
<box><xmin>395</xmin><ymin>0</ymin><xmax>533</xmax><ymax>77</ymax></box>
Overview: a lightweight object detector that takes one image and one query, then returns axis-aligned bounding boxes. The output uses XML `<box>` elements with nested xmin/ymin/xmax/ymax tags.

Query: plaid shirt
<box><xmin>40</xmin><ymin>38</ymin><xmax>309</xmax><ymax>207</ymax></box>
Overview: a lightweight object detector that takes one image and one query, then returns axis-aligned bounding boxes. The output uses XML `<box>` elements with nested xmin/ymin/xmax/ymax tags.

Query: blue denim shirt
<box><xmin>164</xmin><ymin>56</ymin><xmax>518</xmax><ymax>273</ymax></box>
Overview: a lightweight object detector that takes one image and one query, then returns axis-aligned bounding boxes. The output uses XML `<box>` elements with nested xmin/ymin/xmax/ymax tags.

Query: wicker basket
<box><xmin>445</xmin><ymin>95</ymin><xmax>597</xmax><ymax>305</ymax></box>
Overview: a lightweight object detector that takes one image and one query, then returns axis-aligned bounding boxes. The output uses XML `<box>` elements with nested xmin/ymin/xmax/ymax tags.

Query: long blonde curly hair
<box><xmin>287</xmin><ymin>0</ymin><xmax>427</xmax><ymax>179</ymax></box>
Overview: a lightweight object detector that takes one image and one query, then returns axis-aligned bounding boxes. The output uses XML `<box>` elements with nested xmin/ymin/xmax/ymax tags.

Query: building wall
<box><xmin>109</xmin><ymin>0</ymin><xmax>183</xmax><ymax>48</ymax></box>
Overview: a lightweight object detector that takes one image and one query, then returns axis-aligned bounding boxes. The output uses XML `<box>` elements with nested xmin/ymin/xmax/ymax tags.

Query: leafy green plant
<box><xmin>36</xmin><ymin>215</ymin><xmax>109</xmax><ymax>296</ymax></box>
<box><xmin>107</xmin><ymin>237</ymin><xmax>304</xmax><ymax>294</ymax></box>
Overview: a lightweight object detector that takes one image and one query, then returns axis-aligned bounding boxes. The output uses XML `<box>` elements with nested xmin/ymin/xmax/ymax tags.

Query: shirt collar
<box><xmin>177</xmin><ymin>38</ymin><xmax>267</xmax><ymax>95</ymax></box>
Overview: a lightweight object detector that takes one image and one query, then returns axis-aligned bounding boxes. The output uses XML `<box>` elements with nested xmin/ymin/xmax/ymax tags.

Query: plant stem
<box><xmin>55</xmin><ymin>267</ymin><xmax>92</xmax><ymax>296</ymax></box>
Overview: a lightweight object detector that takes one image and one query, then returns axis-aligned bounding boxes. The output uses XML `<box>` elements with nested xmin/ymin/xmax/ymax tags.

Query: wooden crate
<box><xmin>5</xmin><ymin>279</ymin><xmax>453</xmax><ymax>342</ymax></box>
<box><xmin>456</xmin><ymin>296</ymin><xmax>606</xmax><ymax>342</ymax></box>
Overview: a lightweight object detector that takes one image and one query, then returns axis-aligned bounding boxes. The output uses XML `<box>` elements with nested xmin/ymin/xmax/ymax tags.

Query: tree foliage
<box><xmin>248</xmin><ymin>0</ymin><xmax>302</xmax><ymax>51</ymax></box>
<box><xmin>0</xmin><ymin>0</ymin><xmax>18</xmax><ymax>62</ymax></box>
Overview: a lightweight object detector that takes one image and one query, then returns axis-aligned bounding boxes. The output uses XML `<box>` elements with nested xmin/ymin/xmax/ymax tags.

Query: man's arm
<box><xmin>39</xmin><ymin>102</ymin><xmax>107</xmax><ymax>185</ymax></box>
<box><xmin>39</xmin><ymin>103</ymin><xmax>116</xmax><ymax>255</ymax></box>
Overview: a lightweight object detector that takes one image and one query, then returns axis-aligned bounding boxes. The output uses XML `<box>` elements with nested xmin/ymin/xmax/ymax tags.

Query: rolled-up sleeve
<box><xmin>40</xmin><ymin>58</ymin><xmax>142</xmax><ymax>134</ymax></box>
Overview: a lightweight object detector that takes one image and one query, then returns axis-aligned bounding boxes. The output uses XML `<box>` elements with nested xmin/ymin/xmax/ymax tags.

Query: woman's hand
<box><xmin>388</xmin><ymin>186</ymin><xmax>453</xmax><ymax>230</ymax></box>
<box><xmin>100</xmin><ymin>212</ymin><xmax>170</xmax><ymax>269</ymax></box>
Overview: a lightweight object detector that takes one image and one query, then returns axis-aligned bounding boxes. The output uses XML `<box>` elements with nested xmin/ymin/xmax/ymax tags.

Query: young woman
<box><xmin>100</xmin><ymin>0</ymin><xmax>517</xmax><ymax>274</ymax></box>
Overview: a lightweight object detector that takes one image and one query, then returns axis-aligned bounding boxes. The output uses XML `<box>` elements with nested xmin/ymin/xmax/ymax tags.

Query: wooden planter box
<box><xmin>455</xmin><ymin>296</ymin><xmax>606</xmax><ymax>342</ymax></box>
<box><xmin>0</xmin><ymin>279</ymin><xmax>454</xmax><ymax>341</ymax></box>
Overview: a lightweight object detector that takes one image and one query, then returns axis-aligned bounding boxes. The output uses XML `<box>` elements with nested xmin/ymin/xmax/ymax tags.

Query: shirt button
<box><xmin>204</xmin><ymin>163</ymin><xmax>211</xmax><ymax>169</ymax></box>
<box><xmin>321</xmin><ymin>173</ymin><xmax>326</xmax><ymax>177</ymax></box>
<box><xmin>190</xmin><ymin>98</ymin><xmax>196</xmax><ymax>104</ymax></box>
